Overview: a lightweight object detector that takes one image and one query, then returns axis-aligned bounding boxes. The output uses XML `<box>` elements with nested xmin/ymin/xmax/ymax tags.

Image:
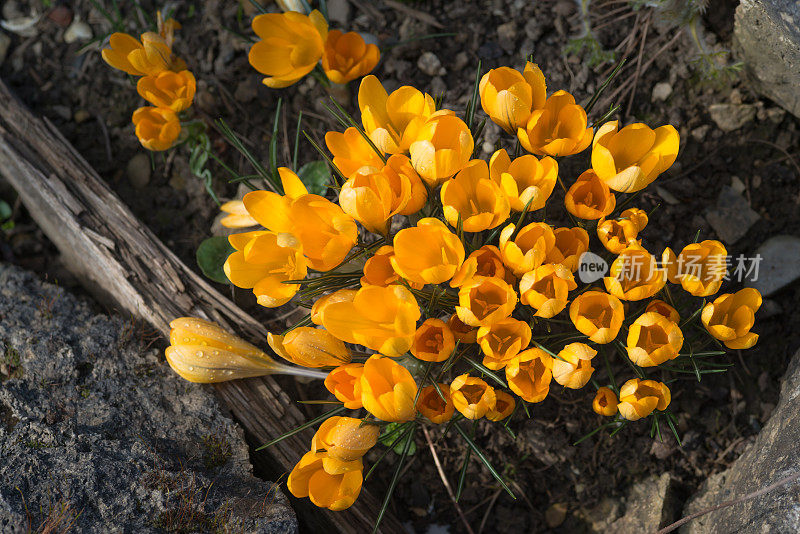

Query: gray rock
<box><xmin>326</xmin><ymin>0</ymin><xmax>350</xmax><ymax>25</ymax></box>
<box><xmin>575</xmin><ymin>497</ymin><xmax>622</xmax><ymax>532</ymax></box>
<box><xmin>0</xmin><ymin>264</ymin><xmax>297</xmax><ymax>534</ymax></box>
<box><xmin>652</xmin><ymin>82</ymin><xmax>673</xmax><ymax>102</ymax></box>
<box><xmin>126</xmin><ymin>153</ymin><xmax>151</xmax><ymax>189</ymax></box>
<box><xmin>417</xmin><ymin>52</ymin><xmax>445</xmax><ymax>77</ymax></box>
<box><xmin>704</xmin><ymin>186</ymin><xmax>760</xmax><ymax>244</ymax></box>
<box><xmin>751</xmin><ymin>235</ymin><xmax>800</xmax><ymax>297</ymax></box>
<box><xmin>734</xmin><ymin>0</ymin><xmax>800</xmax><ymax>118</ymax></box>
<box><xmin>524</xmin><ymin>18</ymin><xmax>544</xmax><ymax>42</ymax></box>
<box><xmin>497</xmin><ymin>22</ymin><xmax>517</xmax><ymax>53</ymax></box>
<box><xmin>609</xmin><ymin>473</ymin><xmax>677</xmax><ymax>531</ymax></box>
<box><xmin>682</xmin><ymin>348</ymin><xmax>800</xmax><ymax>533</ymax></box>
<box><xmin>708</xmin><ymin>103</ymin><xmax>757</xmax><ymax>132</ymax></box>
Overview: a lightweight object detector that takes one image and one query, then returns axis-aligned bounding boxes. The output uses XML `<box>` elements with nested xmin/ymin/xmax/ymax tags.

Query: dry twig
<box><xmin>422</xmin><ymin>426</ymin><xmax>476</xmax><ymax>534</ymax></box>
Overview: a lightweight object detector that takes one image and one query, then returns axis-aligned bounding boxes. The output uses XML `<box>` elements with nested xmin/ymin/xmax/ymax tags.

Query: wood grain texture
<box><xmin>0</xmin><ymin>77</ymin><xmax>405</xmax><ymax>534</ymax></box>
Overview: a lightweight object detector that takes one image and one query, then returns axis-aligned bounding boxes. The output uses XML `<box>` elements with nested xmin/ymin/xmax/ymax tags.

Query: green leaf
<box><xmin>256</xmin><ymin>406</ymin><xmax>348</xmax><ymax>451</ymax></box>
<box><xmin>0</xmin><ymin>200</ymin><xmax>11</xmax><ymax>221</ymax></box>
<box><xmin>297</xmin><ymin>160</ymin><xmax>331</xmax><ymax>195</ymax></box>
<box><xmin>196</xmin><ymin>236</ymin><xmax>234</xmax><ymax>284</ymax></box>
<box><xmin>378</xmin><ymin>422</ymin><xmax>417</xmax><ymax>456</ymax></box>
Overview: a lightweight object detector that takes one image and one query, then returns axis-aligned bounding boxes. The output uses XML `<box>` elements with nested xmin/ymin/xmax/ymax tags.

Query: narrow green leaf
<box><xmin>465</xmin><ymin>61</ymin><xmax>482</xmax><ymax>129</ymax></box>
<box><xmin>455</xmin><ymin>446</ymin><xmax>471</xmax><ymax>501</ymax></box>
<box><xmin>196</xmin><ymin>237</ymin><xmax>234</xmax><ymax>284</ymax></box>
<box><xmin>256</xmin><ymin>406</ymin><xmax>347</xmax><ymax>450</ymax></box>
<box><xmin>463</xmin><ymin>356</ymin><xmax>507</xmax><ymax>388</ymax></box>
<box><xmin>584</xmin><ymin>57</ymin><xmax>626</xmax><ymax>115</ymax></box>
<box><xmin>293</xmin><ymin>111</ymin><xmax>303</xmax><ymax>171</ymax></box>
<box><xmin>373</xmin><ymin>425</ymin><xmax>417</xmax><ymax>533</ymax></box>
<box><xmin>269</xmin><ymin>98</ymin><xmax>283</xmax><ymax>184</ymax></box>
<box><xmin>453</xmin><ymin>423</ymin><xmax>515</xmax><ymax>498</ymax></box>
<box><xmin>574</xmin><ymin>420</ymin><xmax>618</xmax><ymax>445</ymax></box>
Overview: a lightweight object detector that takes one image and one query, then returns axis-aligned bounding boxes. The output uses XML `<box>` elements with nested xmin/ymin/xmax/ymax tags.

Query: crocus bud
<box><xmin>267</xmin><ymin>327</ymin><xmax>351</xmax><ymax>368</ymax></box>
<box><xmin>136</xmin><ymin>70</ymin><xmax>196</xmax><ymax>112</ymax></box>
<box><xmin>287</xmin><ymin>451</ymin><xmax>362</xmax><ymax>511</ymax></box>
<box><xmin>311</xmin><ymin>416</ymin><xmax>379</xmax><ymax>461</ymax></box>
<box><xmin>450</xmin><ymin>374</ymin><xmax>497</xmax><ymax>419</ymax></box>
<box><xmin>591</xmin><ymin>121</ymin><xmax>679</xmax><ymax>193</ymax></box>
<box><xmin>701</xmin><ymin>288</ymin><xmax>761</xmax><ymax>349</ymax></box>
<box><xmin>625</xmin><ymin>312</ymin><xmax>684</xmax><ymax>367</ymax></box>
<box><xmin>552</xmin><ymin>343</ymin><xmax>597</xmax><ymax>389</ymax></box>
<box><xmin>477</xmin><ymin>318</ymin><xmax>532</xmax><ymax>370</ymax></box>
<box><xmin>409</xmin><ymin>111</ymin><xmax>474</xmax><ymax>186</ymax></box>
<box><xmin>322</xmin><ymin>285</ymin><xmax>420</xmax><ymax>357</ymax></box>
<box><xmin>248</xmin><ymin>10</ymin><xmax>328</xmax><ymax>88</ymax></box>
<box><xmin>132</xmin><ymin>106</ymin><xmax>180</xmax><ymax>151</ymax></box>
<box><xmin>479</xmin><ymin>62</ymin><xmax>546</xmax><ymax>134</ymax></box>
<box><xmin>322</xmin><ymin>30</ymin><xmax>380</xmax><ymax>84</ymax></box>
<box><xmin>517</xmin><ymin>90</ymin><xmax>593</xmax><ymax>157</ymax></box>
<box><xmin>489</xmin><ymin>149</ymin><xmax>558</xmax><ymax>212</ymax></box>
<box><xmin>604</xmin><ymin>244</ymin><xmax>666</xmax><ymax>301</ymax></box>
<box><xmin>359</xmin><ymin>355</ymin><xmax>418</xmax><ymax>422</ymax></box>
<box><xmin>441</xmin><ymin>160</ymin><xmax>510</xmax><ymax>232</ymax></box>
<box><xmin>219</xmin><ymin>200</ymin><xmax>258</xmax><ymax>229</ymax></box>
<box><xmin>166</xmin><ymin>318</ymin><xmax>327</xmax><ymax>383</ymax></box>
<box><xmin>324</xmin><ymin>363</ymin><xmax>364</xmax><ymax>409</ymax></box>
<box><xmin>391</xmin><ymin>218</ymin><xmax>465</xmax><ymax>285</ymax></box>
<box><xmin>311</xmin><ymin>289</ymin><xmax>358</xmax><ymax>326</ymax></box>
<box><xmin>564</xmin><ymin>170</ymin><xmax>616</xmax><ymax>220</ymax></box>
<box><xmin>617</xmin><ymin>379</ymin><xmax>671</xmax><ymax>421</ymax></box>
<box><xmin>592</xmin><ymin>387</ymin><xmax>618</xmax><ymax>416</ymax></box>
<box><xmin>416</xmin><ymin>384</ymin><xmax>455</xmax><ymax>424</ymax></box>
<box><xmin>569</xmin><ymin>291</ymin><xmax>625</xmax><ymax>344</ymax></box>
<box><xmin>499</xmin><ymin>222</ymin><xmax>556</xmax><ymax>277</ymax></box>
<box><xmin>486</xmin><ymin>390</ymin><xmax>516</xmax><ymax>421</ymax></box>
<box><xmin>411</xmin><ymin>318</ymin><xmax>456</xmax><ymax>362</ymax></box>
<box><xmin>505</xmin><ymin>348</ymin><xmax>553</xmax><ymax>403</ymax></box>
<box><xmin>519</xmin><ymin>263</ymin><xmax>577</xmax><ymax>318</ymax></box>
<box><xmin>455</xmin><ymin>276</ymin><xmax>518</xmax><ymax>327</ymax></box>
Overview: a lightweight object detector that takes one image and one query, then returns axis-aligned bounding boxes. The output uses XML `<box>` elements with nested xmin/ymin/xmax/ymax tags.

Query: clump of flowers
<box><xmin>248</xmin><ymin>6</ymin><xmax>379</xmax><ymax>88</ymax></box>
<box><xmin>161</xmin><ymin>56</ymin><xmax>761</xmax><ymax>524</ymax></box>
<box><xmin>101</xmin><ymin>13</ymin><xmax>195</xmax><ymax>151</ymax></box>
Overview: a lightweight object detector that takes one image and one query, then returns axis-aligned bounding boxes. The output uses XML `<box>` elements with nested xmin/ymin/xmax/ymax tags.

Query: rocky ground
<box><xmin>0</xmin><ymin>263</ymin><xmax>297</xmax><ymax>534</ymax></box>
<box><xmin>1</xmin><ymin>0</ymin><xmax>800</xmax><ymax>532</ymax></box>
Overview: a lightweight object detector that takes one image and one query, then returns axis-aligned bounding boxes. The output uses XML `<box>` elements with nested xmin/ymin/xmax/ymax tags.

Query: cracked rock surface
<box><xmin>0</xmin><ymin>263</ymin><xmax>297</xmax><ymax>534</ymax></box>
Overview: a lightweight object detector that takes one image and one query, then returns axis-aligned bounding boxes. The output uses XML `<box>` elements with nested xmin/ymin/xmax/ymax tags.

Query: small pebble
<box><xmin>651</xmin><ymin>82</ymin><xmax>672</xmax><ymax>102</ymax></box>
<box><xmin>126</xmin><ymin>154</ymin><xmax>151</xmax><ymax>190</ymax></box>
<box><xmin>63</xmin><ymin>20</ymin><xmax>92</xmax><ymax>43</ymax></box>
<box><xmin>417</xmin><ymin>52</ymin><xmax>445</xmax><ymax>76</ymax></box>
<box><xmin>545</xmin><ymin>503</ymin><xmax>568</xmax><ymax>528</ymax></box>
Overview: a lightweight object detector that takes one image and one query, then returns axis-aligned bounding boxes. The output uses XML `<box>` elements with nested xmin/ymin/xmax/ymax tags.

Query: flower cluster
<box><xmin>165</xmin><ymin>60</ymin><xmax>761</xmax><ymax>516</ymax></box>
<box><xmin>248</xmin><ymin>8</ymin><xmax>379</xmax><ymax>87</ymax></box>
<box><xmin>101</xmin><ymin>14</ymin><xmax>195</xmax><ymax>151</ymax></box>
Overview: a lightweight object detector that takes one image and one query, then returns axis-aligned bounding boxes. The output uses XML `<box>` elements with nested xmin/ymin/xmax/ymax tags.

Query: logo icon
<box><xmin>578</xmin><ymin>252</ymin><xmax>609</xmax><ymax>283</ymax></box>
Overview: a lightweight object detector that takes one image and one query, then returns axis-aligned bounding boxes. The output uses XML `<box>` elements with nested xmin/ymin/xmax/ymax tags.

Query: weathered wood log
<box><xmin>0</xmin><ymin>78</ymin><xmax>405</xmax><ymax>534</ymax></box>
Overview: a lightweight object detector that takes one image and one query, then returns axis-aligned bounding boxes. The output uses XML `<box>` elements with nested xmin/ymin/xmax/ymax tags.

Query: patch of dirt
<box><xmin>2</xmin><ymin>0</ymin><xmax>799</xmax><ymax>532</ymax></box>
